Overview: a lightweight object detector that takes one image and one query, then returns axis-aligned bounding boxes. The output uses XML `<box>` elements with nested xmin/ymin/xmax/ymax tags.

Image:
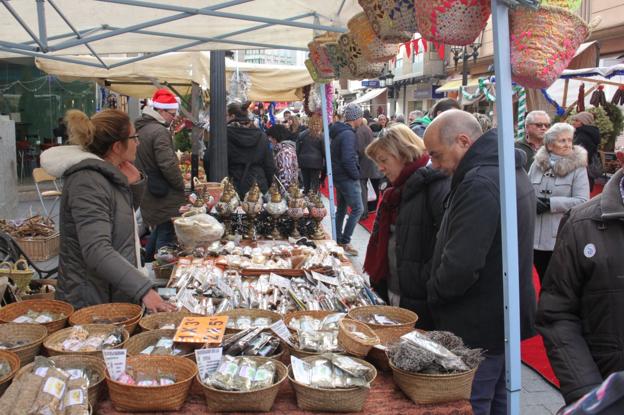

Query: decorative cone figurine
<box><xmin>241</xmin><ymin>182</ymin><xmax>263</xmax><ymax>240</ymax></box>
<box><xmin>264</xmin><ymin>181</ymin><xmax>288</xmax><ymax>240</ymax></box>
<box><xmin>215</xmin><ymin>177</ymin><xmax>240</xmax><ymax>240</ymax></box>
<box><xmin>287</xmin><ymin>183</ymin><xmax>306</xmax><ymax>238</ymax></box>
<box><xmin>307</xmin><ymin>191</ymin><xmax>327</xmax><ymax>240</ymax></box>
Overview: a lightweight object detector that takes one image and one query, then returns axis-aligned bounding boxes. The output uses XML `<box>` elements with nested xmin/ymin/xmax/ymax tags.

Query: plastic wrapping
<box><xmin>174</xmin><ymin>213</ymin><xmax>225</xmax><ymax>248</ymax></box>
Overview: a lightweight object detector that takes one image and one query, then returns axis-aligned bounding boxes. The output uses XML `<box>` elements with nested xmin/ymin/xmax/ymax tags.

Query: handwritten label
<box><xmin>174</xmin><ymin>316</ymin><xmax>228</xmax><ymax>344</ymax></box>
<box><xmin>269</xmin><ymin>273</ymin><xmax>291</xmax><ymax>289</ymax></box>
<box><xmin>270</xmin><ymin>319</ymin><xmax>295</xmax><ymax>347</ymax></box>
<box><xmin>103</xmin><ymin>349</ymin><xmax>127</xmax><ymax>381</ymax></box>
<box><xmin>195</xmin><ymin>347</ymin><xmax>223</xmax><ymax>382</ymax></box>
<box><xmin>312</xmin><ymin>270</ymin><xmax>339</xmax><ymax>286</ymax></box>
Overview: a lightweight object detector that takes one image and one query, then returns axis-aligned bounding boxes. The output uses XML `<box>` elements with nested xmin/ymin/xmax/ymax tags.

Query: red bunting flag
<box><xmin>404</xmin><ymin>40</ymin><xmax>411</xmax><ymax>58</ymax></box>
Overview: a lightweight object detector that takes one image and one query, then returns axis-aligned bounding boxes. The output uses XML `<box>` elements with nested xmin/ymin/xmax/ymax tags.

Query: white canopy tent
<box><xmin>546</xmin><ymin>64</ymin><xmax>624</xmax><ymax>110</ymax></box>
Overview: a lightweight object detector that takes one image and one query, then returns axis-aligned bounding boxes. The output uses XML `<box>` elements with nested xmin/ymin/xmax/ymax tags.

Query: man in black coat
<box><xmin>424</xmin><ymin>110</ymin><xmax>537</xmax><ymax>415</ymax></box>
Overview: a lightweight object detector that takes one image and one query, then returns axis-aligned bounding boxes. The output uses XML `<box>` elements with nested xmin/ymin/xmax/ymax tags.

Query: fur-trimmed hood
<box><xmin>534</xmin><ymin>145</ymin><xmax>587</xmax><ymax>177</ymax></box>
<box><xmin>40</xmin><ymin>145</ymin><xmax>102</xmax><ymax>178</ymax></box>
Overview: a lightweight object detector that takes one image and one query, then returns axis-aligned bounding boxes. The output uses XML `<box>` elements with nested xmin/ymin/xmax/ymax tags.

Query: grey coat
<box><xmin>40</xmin><ymin>146</ymin><xmax>154</xmax><ymax>309</ymax></box>
<box><xmin>134</xmin><ymin>107</ymin><xmax>186</xmax><ymax>227</ymax></box>
<box><xmin>529</xmin><ymin>145</ymin><xmax>589</xmax><ymax>251</ymax></box>
<box><xmin>356</xmin><ymin>124</ymin><xmax>383</xmax><ymax>179</ymax></box>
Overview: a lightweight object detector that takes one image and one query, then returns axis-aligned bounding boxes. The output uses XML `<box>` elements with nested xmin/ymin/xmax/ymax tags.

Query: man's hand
<box><xmin>119</xmin><ymin>161</ymin><xmax>141</xmax><ymax>184</ymax></box>
<box><xmin>142</xmin><ymin>289</ymin><xmax>177</xmax><ymax>313</ymax></box>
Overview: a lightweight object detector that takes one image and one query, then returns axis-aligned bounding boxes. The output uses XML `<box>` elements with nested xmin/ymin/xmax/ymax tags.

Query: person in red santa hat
<box><xmin>134</xmin><ymin>88</ymin><xmax>186</xmax><ymax>262</ymax></box>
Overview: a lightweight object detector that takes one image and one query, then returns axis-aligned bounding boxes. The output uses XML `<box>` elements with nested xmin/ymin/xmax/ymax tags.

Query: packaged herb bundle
<box><xmin>12</xmin><ymin>309</ymin><xmax>64</xmax><ymax>324</ymax></box>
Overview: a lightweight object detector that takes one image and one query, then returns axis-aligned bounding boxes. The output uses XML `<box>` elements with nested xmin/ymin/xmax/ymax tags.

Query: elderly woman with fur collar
<box><xmin>529</xmin><ymin>122</ymin><xmax>590</xmax><ymax>282</ymax></box>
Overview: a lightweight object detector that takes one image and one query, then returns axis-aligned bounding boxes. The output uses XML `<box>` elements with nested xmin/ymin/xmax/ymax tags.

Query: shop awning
<box><xmin>351</xmin><ymin>88</ymin><xmax>387</xmax><ymax>104</ymax></box>
<box><xmin>435</xmin><ymin>77</ymin><xmax>480</xmax><ymax>93</ymax></box>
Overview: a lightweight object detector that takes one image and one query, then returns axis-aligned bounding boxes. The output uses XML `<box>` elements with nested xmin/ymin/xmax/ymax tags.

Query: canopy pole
<box><xmin>1</xmin><ymin>0</ymin><xmax>46</xmax><ymax>51</ymax></box>
<box><xmin>36</xmin><ymin>0</ymin><xmax>48</xmax><ymax>49</ymax></box>
<box><xmin>491</xmin><ymin>1</ymin><xmax>521</xmax><ymax>415</ymax></box>
<box><xmin>209</xmin><ymin>50</ymin><xmax>228</xmax><ymax>182</ymax></box>
<box><xmin>319</xmin><ymin>84</ymin><xmax>337</xmax><ymax>241</ymax></box>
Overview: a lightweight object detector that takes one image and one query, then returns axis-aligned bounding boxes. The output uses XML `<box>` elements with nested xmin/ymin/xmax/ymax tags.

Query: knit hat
<box><xmin>151</xmin><ymin>88</ymin><xmax>179</xmax><ymax>110</ymax></box>
<box><xmin>571</xmin><ymin>111</ymin><xmax>594</xmax><ymax>126</ymax></box>
<box><xmin>343</xmin><ymin>103</ymin><xmax>363</xmax><ymax>122</ymax></box>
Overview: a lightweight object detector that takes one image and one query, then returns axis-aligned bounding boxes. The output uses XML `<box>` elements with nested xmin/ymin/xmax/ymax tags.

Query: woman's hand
<box><xmin>142</xmin><ymin>289</ymin><xmax>177</xmax><ymax>313</ymax></box>
<box><xmin>119</xmin><ymin>161</ymin><xmax>141</xmax><ymax>184</ymax></box>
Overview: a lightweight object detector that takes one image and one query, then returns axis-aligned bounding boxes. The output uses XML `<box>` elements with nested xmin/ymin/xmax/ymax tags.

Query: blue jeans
<box><xmin>334</xmin><ymin>179</ymin><xmax>363</xmax><ymax>245</ymax></box>
<box><xmin>145</xmin><ymin>221</ymin><xmax>176</xmax><ymax>262</ymax></box>
<box><xmin>470</xmin><ymin>352</ymin><xmax>507</xmax><ymax>415</ymax></box>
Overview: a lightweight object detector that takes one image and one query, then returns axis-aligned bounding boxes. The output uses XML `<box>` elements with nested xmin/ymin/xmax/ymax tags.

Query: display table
<box><xmin>96</xmin><ymin>370</ymin><xmax>473</xmax><ymax>414</ymax></box>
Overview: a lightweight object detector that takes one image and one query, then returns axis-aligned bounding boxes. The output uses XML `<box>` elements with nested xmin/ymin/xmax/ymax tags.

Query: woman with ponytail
<box><xmin>40</xmin><ymin>109</ymin><xmax>175</xmax><ymax>312</ymax></box>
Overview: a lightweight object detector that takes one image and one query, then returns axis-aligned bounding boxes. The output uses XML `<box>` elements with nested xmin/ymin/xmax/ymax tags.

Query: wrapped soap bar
<box><xmin>152</xmin><ymin>338</ymin><xmax>174</xmax><ymax>355</ymax></box>
<box><xmin>232</xmin><ymin>357</ymin><xmax>257</xmax><ymax>392</ymax></box>
<box><xmin>64</xmin><ymin>370</ymin><xmax>90</xmax><ymax>415</ymax></box>
<box><xmin>211</xmin><ymin>355</ymin><xmax>240</xmax><ymax>390</ymax></box>
<box><xmin>310</xmin><ymin>358</ymin><xmax>333</xmax><ymax>389</ymax></box>
<box><xmin>252</xmin><ymin>360</ymin><xmax>276</xmax><ymax>390</ymax></box>
<box><xmin>330</xmin><ymin>354</ymin><xmax>373</xmax><ymax>378</ymax></box>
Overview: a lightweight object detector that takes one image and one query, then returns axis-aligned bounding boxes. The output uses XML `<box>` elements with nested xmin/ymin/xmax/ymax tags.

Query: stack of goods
<box><xmin>12</xmin><ymin>309</ymin><xmax>63</xmax><ymax>324</ymax></box>
<box><xmin>152</xmin><ymin>246</ymin><xmax>178</xmax><ymax>280</ymax></box>
<box><xmin>116</xmin><ymin>369</ymin><xmax>176</xmax><ymax>387</ymax></box>
<box><xmin>0</xmin><ymin>356</ymin><xmax>90</xmax><ymax>415</ymax></box>
<box><xmin>48</xmin><ymin>325</ymin><xmax>125</xmax><ymax>353</ymax></box>
<box><xmin>288</xmin><ymin>313</ymin><xmax>344</xmax><ymax>355</ymax></box>
<box><xmin>222</xmin><ymin>327</ymin><xmax>281</xmax><ymax>358</ymax></box>
<box><xmin>138</xmin><ymin>311</ymin><xmax>196</xmax><ymax>331</ymax></box>
<box><xmin>290</xmin><ymin>353</ymin><xmax>374</xmax><ymax>389</ymax></box>
<box><xmin>201</xmin><ymin>356</ymin><xmax>278</xmax><ymax>392</ymax></box>
<box><xmin>129</xmin><ymin>333</ymin><xmax>195</xmax><ymax>357</ymax></box>
<box><xmin>226</xmin><ymin>315</ymin><xmax>274</xmax><ymax>330</ymax></box>
<box><xmin>0</xmin><ymin>215</ymin><xmax>55</xmax><ymax>238</ymax></box>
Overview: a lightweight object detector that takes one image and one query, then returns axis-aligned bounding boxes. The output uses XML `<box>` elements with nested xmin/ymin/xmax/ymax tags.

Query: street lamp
<box><xmin>450</xmin><ymin>30</ymin><xmax>485</xmax><ymax>86</ymax></box>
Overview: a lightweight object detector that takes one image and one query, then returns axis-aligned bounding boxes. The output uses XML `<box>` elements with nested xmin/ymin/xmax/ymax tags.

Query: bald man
<box><xmin>423</xmin><ymin>110</ymin><xmax>537</xmax><ymax>415</ymax></box>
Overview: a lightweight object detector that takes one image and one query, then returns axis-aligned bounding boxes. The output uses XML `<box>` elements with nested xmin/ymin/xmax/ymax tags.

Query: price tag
<box><xmin>269</xmin><ymin>273</ymin><xmax>291</xmax><ymax>289</ymax></box>
<box><xmin>174</xmin><ymin>316</ymin><xmax>229</xmax><ymax>344</ymax></box>
<box><xmin>270</xmin><ymin>319</ymin><xmax>295</xmax><ymax>347</ymax></box>
<box><xmin>195</xmin><ymin>347</ymin><xmax>223</xmax><ymax>382</ymax></box>
<box><xmin>103</xmin><ymin>349</ymin><xmax>127</xmax><ymax>381</ymax></box>
<box><xmin>312</xmin><ymin>271</ymin><xmax>339</xmax><ymax>286</ymax></box>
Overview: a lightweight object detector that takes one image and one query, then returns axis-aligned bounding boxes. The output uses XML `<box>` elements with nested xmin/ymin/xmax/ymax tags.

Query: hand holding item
<box><xmin>119</xmin><ymin>161</ymin><xmax>142</xmax><ymax>184</ymax></box>
<box><xmin>536</xmin><ymin>197</ymin><xmax>550</xmax><ymax>215</ymax></box>
<box><xmin>142</xmin><ymin>289</ymin><xmax>177</xmax><ymax>313</ymax></box>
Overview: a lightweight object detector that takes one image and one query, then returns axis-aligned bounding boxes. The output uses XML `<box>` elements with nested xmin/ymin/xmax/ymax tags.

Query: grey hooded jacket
<box><xmin>41</xmin><ymin>145</ymin><xmax>154</xmax><ymax>309</ymax></box>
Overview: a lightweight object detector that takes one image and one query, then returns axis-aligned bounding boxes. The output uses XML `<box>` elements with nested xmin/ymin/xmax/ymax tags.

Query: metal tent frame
<box><xmin>0</xmin><ymin>1</ymin><xmax>524</xmax><ymax>413</ymax></box>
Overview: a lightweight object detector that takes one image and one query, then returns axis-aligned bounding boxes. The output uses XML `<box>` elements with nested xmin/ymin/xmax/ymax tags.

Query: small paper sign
<box><xmin>269</xmin><ymin>272</ymin><xmax>291</xmax><ymax>289</ymax></box>
<box><xmin>312</xmin><ymin>270</ymin><xmax>339</xmax><ymax>286</ymax></box>
<box><xmin>174</xmin><ymin>316</ymin><xmax>229</xmax><ymax>344</ymax></box>
<box><xmin>195</xmin><ymin>347</ymin><xmax>223</xmax><ymax>381</ymax></box>
<box><xmin>103</xmin><ymin>349</ymin><xmax>127</xmax><ymax>381</ymax></box>
<box><xmin>270</xmin><ymin>319</ymin><xmax>295</xmax><ymax>347</ymax></box>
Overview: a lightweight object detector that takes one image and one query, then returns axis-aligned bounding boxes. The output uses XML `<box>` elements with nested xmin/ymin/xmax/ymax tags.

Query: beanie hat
<box><xmin>343</xmin><ymin>103</ymin><xmax>363</xmax><ymax>122</ymax></box>
<box><xmin>571</xmin><ymin>111</ymin><xmax>594</xmax><ymax>126</ymax></box>
<box><xmin>151</xmin><ymin>88</ymin><xmax>179</xmax><ymax>110</ymax></box>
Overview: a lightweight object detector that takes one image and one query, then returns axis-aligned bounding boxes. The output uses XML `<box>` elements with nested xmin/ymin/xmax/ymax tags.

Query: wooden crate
<box><xmin>15</xmin><ymin>232</ymin><xmax>60</xmax><ymax>261</ymax></box>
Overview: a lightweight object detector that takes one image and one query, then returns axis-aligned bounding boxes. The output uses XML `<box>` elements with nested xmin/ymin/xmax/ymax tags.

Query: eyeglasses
<box><xmin>165</xmin><ymin>110</ymin><xmax>177</xmax><ymax>116</ymax></box>
<box><xmin>530</xmin><ymin>123</ymin><xmax>550</xmax><ymax>128</ymax></box>
<box><xmin>128</xmin><ymin>134</ymin><xmax>139</xmax><ymax>142</ymax></box>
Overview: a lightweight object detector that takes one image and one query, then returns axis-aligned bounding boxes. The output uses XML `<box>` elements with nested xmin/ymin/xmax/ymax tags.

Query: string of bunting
<box><xmin>395</xmin><ymin>37</ymin><xmax>445</xmax><ymax>63</ymax></box>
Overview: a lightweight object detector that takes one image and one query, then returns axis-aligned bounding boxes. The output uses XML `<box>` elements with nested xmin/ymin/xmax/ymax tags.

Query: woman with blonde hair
<box><xmin>40</xmin><ymin>109</ymin><xmax>175</xmax><ymax>312</ymax></box>
<box><xmin>364</xmin><ymin>124</ymin><xmax>449</xmax><ymax>329</ymax></box>
<box><xmin>297</xmin><ymin>114</ymin><xmax>325</xmax><ymax>193</ymax></box>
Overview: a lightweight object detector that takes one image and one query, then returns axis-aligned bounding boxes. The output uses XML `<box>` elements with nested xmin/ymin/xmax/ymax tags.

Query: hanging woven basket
<box><xmin>541</xmin><ymin>0</ymin><xmax>582</xmax><ymax>10</ymax></box>
<box><xmin>307</xmin><ymin>32</ymin><xmax>340</xmax><ymax>78</ymax></box>
<box><xmin>510</xmin><ymin>5</ymin><xmax>589</xmax><ymax>89</ymax></box>
<box><xmin>347</xmin><ymin>12</ymin><xmax>399</xmax><ymax>62</ymax></box>
<box><xmin>415</xmin><ymin>0</ymin><xmax>491</xmax><ymax>46</ymax></box>
<box><xmin>358</xmin><ymin>0</ymin><xmax>417</xmax><ymax>43</ymax></box>
<box><xmin>338</xmin><ymin>33</ymin><xmax>385</xmax><ymax>80</ymax></box>
<box><xmin>325</xmin><ymin>42</ymin><xmax>355</xmax><ymax>80</ymax></box>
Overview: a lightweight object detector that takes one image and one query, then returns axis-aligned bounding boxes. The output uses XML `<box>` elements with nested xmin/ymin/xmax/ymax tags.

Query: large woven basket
<box><xmin>126</xmin><ymin>329</ymin><xmax>199</xmax><ymax>360</ymax></box>
<box><xmin>510</xmin><ymin>5</ymin><xmax>589</xmax><ymax>89</ymax></box>
<box><xmin>106</xmin><ymin>355</ymin><xmax>197</xmax><ymax>412</ymax></box>
<box><xmin>0</xmin><ymin>323</ymin><xmax>47</xmax><ymax>365</ymax></box>
<box><xmin>338</xmin><ymin>33</ymin><xmax>385</xmax><ymax>80</ymax></box>
<box><xmin>415</xmin><ymin>0</ymin><xmax>491</xmax><ymax>46</ymax></box>
<box><xmin>15</xmin><ymin>233</ymin><xmax>60</xmax><ymax>261</ymax></box>
<box><xmin>308</xmin><ymin>32</ymin><xmax>340</xmax><ymax>78</ymax></box>
<box><xmin>305</xmin><ymin>59</ymin><xmax>333</xmax><ymax>83</ymax></box>
<box><xmin>43</xmin><ymin>323</ymin><xmax>129</xmax><ymax>357</ymax></box>
<box><xmin>0</xmin><ymin>349</ymin><xmax>20</xmax><ymax>395</ymax></box>
<box><xmin>17</xmin><ymin>354</ymin><xmax>106</xmax><ymax>406</ymax></box>
<box><xmin>0</xmin><ymin>259</ymin><xmax>34</xmax><ymax>292</ymax></box>
<box><xmin>347</xmin><ymin>306</ymin><xmax>417</xmax><ymax>344</ymax></box>
<box><xmin>198</xmin><ymin>356</ymin><xmax>288</xmax><ymax>412</ymax></box>
<box><xmin>288</xmin><ymin>355</ymin><xmax>377</xmax><ymax>412</ymax></box>
<box><xmin>216</xmin><ymin>308</ymin><xmax>281</xmax><ymax>333</ymax></box>
<box><xmin>347</xmin><ymin>12</ymin><xmax>399</xmax><ymax>62</ymax></box>
<box><xmin>390</xmin><ymin>361</ymin><xmax>477</xmax><ymax>404</ymax></box>
<box><xmin>69</xmin><ymin>303</ymin><xmax>143</xmax><ymax>335</ymax></box>
<box><xmin>0</xmin><ymin>299</ymin><xmax>73</xmax><ymax>334</ymax></box>
<box><xmin>326</xmin><ymin>41</ymin><xmax>355</xmax><ymax>80</ymax></box>
<box><xmin>359</xmin><ymin>0</ymin><xmax>416</xmax><ymax>43</ymax></box>
<box><xmin>138</xmin><ymin>311</ymin><xmax>198</xmax><ymax>332</ymax></box>
<box><xmin>338</xmin><ymin>318</ymin><xmax>380</xmax><ymax>357</ymax></box>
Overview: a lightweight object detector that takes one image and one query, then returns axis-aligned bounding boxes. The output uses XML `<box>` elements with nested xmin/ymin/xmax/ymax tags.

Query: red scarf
<box><xmin>363</xmin><ymin>155</ymin><xmax>430</xmax><ymax>285</ymax></box>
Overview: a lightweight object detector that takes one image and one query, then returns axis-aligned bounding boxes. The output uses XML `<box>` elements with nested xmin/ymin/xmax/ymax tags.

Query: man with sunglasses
<box><xmin>515</xmin><ymin>110</ymin><xmax>551</xmax><ymax>171</ymax></box>
<box><xmin>134</xmin><ymin>88</ymin><xmax>185</xmax><ymax>262</ymax></box>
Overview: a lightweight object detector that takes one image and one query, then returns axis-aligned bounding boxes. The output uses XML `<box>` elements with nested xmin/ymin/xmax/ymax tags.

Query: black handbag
<box><xmin>146</xmin><ymin>168</ymin><xmax>170</xmax><ymax>197</ymax></box>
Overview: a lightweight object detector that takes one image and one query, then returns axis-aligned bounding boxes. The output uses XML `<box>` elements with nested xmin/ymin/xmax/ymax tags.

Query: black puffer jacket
<box><xmin>329</xmin><ymin>122</ymin><xmax>360</xmax><ymax>181</ymax></box>
<box><xmin>227</xmin><ymin>125</ymin><xmax>275</xmax><ymax>198</ymax></box>
<box><xmin>40</xmin><ymin>146</ymin><xmax>153</xmax><ymax>309</ymax></box>
<box><xmin>537</xmin><ymin>169</ymin><xmax>624</xmax><ymax>404</ymax></box>
<box><xmin>427</xmin><ymin>129</ymin><xmax>537</xmax><ymax>352</ymax></box>
<box><xmin>573</xmin><ymin>124</ymin><xmax>601</xmax><ymax>163</ymax></box>
<box><xmin>297</xmin><ymin>130</ymin><xmax>324</xmax><ymax>170</ymax></box>
<box><xmin>393</xmin><ymin>167</ymin><xmax>450</xmax><ymax>329</ymax></box>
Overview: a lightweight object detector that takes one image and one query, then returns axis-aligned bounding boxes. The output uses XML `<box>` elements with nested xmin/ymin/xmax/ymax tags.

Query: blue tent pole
<box><xmin>491</xmin><ymin>1</ymin><xmax>522</xmax><ymax>414</ymax></box>
<box><xmin>319</xmin><ymin>84</ymin><xmax>337</xmax><ymax>240</ymax></box>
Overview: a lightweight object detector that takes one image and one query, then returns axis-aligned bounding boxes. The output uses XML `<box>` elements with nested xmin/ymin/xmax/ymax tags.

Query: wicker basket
<box><xmin>0</xmin><ymin>323</ymin><xmax>47</xmax><ymax>365</ymax></box>
<box><xmin>17</xmin><ymin>354</ymin><xmax>106</xmax><ymax>406</ymax></box>
<box><xmin>510</xmin><ymin>5</ymin><xmax>589</xmax><ymax>89</ymax></box>
<box><xmin>69</xmin><ymin>303</ymin><xmax>143</xmax><ymax>334</ymax></box>
<box><xmin>305</xmin><ymin>59</ymin><xmax>334</xmax><ymax>83</ymax></box>
<box><xmin>326</xmin><ymin>41</ymin><xmax>355</xmax><ymax>80</ymax></box>
<box><xmin>126</xmin><ymin>329</ymin><xmax>200</xmax><ymax>360</ymax></box>
<box><xmin>347</xmin><ymin>12</ymin><xmax>399</xmax><ymax>62</ymax></box>
<box><xmin>308</xmin><ymin>32</ymin><xmax>340</xmax><ymax>78</ymax></box>
<box><xmin>0</xmin><ymin>349</ymin><xmax>20</xmax><ymax>395</ymax></box>
<box><xmin>138</xmin><ymin>311</ymin><xmax>198</xmax><ymax>332</ymax></box>
<box><xmin>338</xmin><ymin>33</ymin><xmax>385</xmax><ymax>80</ymax></box>
<box><xmin>288</xmin><ymin>355</ymin><xmax>377</xmax><ymax>412</ymax></box>
<box><xmin>359</xmin><ymin>0</ymin><xmax>416</xmax><ymax>43</ymax></box>
<box><xmin>338</xmin><ymin>318</ymin><xmax>380</xmax><ymax>357</ymax></box>
<box><xmin>216</xmin><ymin>308</ymin><xmax>281</xmax><ymax>333</ymax></box>
<box><xmin>43</xmin><ymin>324</ymin><xmax>130</xmax><ymax>357</ymax></box>
<box><xmin>0</xmin><ymin>299</ymin><xmax>73</xmax><ymax>334</ymax></box>
<box><xmin>0</xmin><ymin>259</ymin><xmax>34</xmax><ymax>292</ymax></box>
<box><xmin>415</xmin><ymin>0</ymin><xmax>491</xmax><ymax>46</ymax></box>
<box><xmin>390</xmin><ymin>361</ymin><xmax>477</xmax><ymax>404</ymax></box>
<box><xmin>106</xmin><ymin>355</ymin><xmax>197</xmax><ymax>412</ymax></box>
<box><xmin>347</xmin><ymin>306</ymin><xmax>418</xmax><ymax>344</ymax></box>
<box><xmin>198</xmin><ymin>356</ymin><xmax>288</xmax><ymax>412</ymax></box>
<box><xmin>15</xmin><ymin>233</ymin><xmax>60</xmax><ymax>261</ymax></box>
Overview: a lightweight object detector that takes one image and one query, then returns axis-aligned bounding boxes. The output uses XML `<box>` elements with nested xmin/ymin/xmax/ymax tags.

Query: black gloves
<box><xmin>536</xmin><ymin>197</ymin><xmax>550</xmax><ymax>215</ymax></box>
